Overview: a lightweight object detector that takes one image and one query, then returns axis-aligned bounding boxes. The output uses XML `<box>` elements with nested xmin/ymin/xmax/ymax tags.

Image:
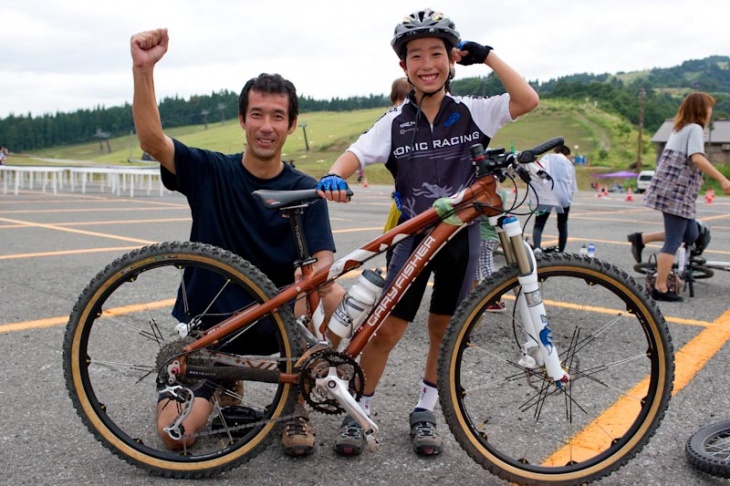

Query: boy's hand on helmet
<box><xmin>456</xmin><ymin>41</ymin><xmax>492</xmax><ymax>66</ymax></box>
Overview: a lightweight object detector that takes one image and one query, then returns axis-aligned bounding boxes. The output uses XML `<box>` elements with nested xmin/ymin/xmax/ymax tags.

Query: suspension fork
<box><xmin>492</xmin><ymin>214</ymin><xmax>569</xmax><ymax>385</ymax></box>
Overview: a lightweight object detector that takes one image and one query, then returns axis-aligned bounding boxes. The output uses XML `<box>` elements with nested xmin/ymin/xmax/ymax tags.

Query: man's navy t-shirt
<box><xmin>161</xmin><ymin>139</ymin><xmax>335</xmax><ymax>328</ymax></box>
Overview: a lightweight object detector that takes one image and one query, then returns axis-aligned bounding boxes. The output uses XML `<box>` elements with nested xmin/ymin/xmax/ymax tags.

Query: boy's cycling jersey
<box><xmin>348</xmin><ymin>92</ymin><xmax>514</xmax><ymax>219</ymax></box>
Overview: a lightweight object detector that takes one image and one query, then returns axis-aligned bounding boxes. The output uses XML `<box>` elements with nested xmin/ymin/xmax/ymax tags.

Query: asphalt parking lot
<box><xmin>1</xmin><ymin>181</ymin><xmax>730</xmax><ymax>485</ymax></box>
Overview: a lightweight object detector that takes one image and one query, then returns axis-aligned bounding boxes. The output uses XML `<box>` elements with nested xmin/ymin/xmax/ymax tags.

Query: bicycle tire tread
<box><xmin>439</xmin><ymin>252</ymin><xmax>674</xmax><ymax>486</ymax></box>
<box><xmin>63</xmin><ymin>241</ymin><xmax>300</xmax><ymax>478</ymax></box>
<box><xmin>685</xmin><ymin>420</ymin><xmax>730</xmax><ymax>478</ymax></box>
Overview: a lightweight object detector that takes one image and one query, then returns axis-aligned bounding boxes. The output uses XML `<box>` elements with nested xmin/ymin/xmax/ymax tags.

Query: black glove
<box><xmin>457</xmin><ymin>41</ymin><xmax>492</xmax><ymax>66</ymax></box>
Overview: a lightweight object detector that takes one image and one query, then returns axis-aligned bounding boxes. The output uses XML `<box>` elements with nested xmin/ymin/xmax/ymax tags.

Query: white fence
<box><xmin>0</xmin><ymin>165</ymin><xmax>166</xmax><ymax>197</ymax></box>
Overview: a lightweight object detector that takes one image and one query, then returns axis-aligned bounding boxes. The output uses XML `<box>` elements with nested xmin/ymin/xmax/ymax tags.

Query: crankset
<box><xmin>299</xmin><ymin>349</ymin><xmax>364</xmax><ymax>414</ymax></box>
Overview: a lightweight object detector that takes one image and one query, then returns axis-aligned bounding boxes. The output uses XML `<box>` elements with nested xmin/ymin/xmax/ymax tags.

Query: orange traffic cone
<box><xmin>626</xmin><ymin>187</ymin><xmax>633</xmax><ymax>202</ymax></box>
<box><xmin>705</xmin><ymin>188</ymin><xmax>715</xmax><ymax>203</ymax></box>
<box><xmin>362</xmin><ymin>176</ymin><xmax>369</xmax><ymax>188</ymax></box>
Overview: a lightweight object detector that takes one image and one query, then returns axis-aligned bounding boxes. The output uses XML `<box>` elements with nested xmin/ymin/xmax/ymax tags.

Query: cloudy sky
<box><xmin>1</xmin><ymin>0</ymin><xmax>727</xmax><ymax>119</ymax></box>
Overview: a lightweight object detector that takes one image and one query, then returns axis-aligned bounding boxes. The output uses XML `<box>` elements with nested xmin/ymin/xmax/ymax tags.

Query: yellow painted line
<box><xmin>0</xmin><ymin>246</ymin><xmax>142</xmax><ymax>260</ymax></box>
<box><xmin>544</xmin><ymin>308</ymin><xmax>730</xmax><ymax>466</ymax></box>
<box><xmin>0</xmin><ymin>217</ymin><xmax>156</xmax><ymax>245</ymax></box>
<box><xmin>333</xmin><ymin>227</ymin><xmax>384</xmax><ymax>234</ymax></box>
<box><xmin>0</xmin><ymin>205</ymin><xmax>188</xmax><ymax>214</ymax></box>
<box><xmin>0</xmin><ymin>218</ymin><xmax>190</xmax><ymax>229</ymax></box>
<box><xmin>0</xmin><ymin>272</ymin><xmax>374</xmax><ymax>334</ymax></box>
<box><xmin>0</xmin><ymin>316</ymin><xmax>69</xmax><ymax>333</ymax></box>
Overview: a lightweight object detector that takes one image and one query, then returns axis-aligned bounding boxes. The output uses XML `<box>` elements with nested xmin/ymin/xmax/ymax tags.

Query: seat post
<box><xmin>281</xmin><ymin>206</ymin><xmax>317</xmax><ymax>269</ymax></box>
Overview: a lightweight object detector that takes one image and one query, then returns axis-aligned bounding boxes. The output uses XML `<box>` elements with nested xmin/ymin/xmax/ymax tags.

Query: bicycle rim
<box><xmin>685</xmin><ymin>420</ymin><xmax>730</xmax><ymax>478</ymax></box>
<box><xmin>63</xmin><ymin>241</ymin><xmax>300</xmax><ymax>478</ymax></box>
<box><xmin>439</xmin><ymin>253</ymin><xmax>674</xmax><ymax>485</ymax></box>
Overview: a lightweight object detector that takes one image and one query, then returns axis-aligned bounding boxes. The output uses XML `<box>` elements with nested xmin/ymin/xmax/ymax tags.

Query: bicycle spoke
<box><xmin>440</xmin><ymin>254</ymin><xmax>672</xmax><ymax>484</ymax></box>
<box><xmin>64</xmin><ymin>243</ymin><xmax>300</xmax><ymax>478</ymax></box>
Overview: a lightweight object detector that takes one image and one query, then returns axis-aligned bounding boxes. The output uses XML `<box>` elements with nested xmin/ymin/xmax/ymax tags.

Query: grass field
<box><xmin>7</xmin><ymin>99</ymin><xmax>659</xmax><ymax>190</ymax></box>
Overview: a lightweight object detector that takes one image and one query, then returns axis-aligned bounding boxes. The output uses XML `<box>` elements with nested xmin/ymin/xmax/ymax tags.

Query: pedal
<box><xmin>315</xmin><ymin>366</ymin><xmax>379</xmax><ymax>435</ymax></box>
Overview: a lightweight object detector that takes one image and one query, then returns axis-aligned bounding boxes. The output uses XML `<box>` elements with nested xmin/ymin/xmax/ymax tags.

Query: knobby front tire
<box><xmin>685</xmin><ymin>420</ymin><xmax>730</xmax><ymax>478</ymax></box>
<box><xmin>63</xmin><ymin>241</ymin><xmax>300</xmax><ymax>478</ymax></box>
<box><xmin>439</xmin><ymin>253</ymin><xmax>674</xmax><ymax>485</ymax></box>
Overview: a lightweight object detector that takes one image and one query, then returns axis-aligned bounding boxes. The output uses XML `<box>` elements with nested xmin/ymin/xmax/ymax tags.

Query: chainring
<box><xmin>299</xmin><ymin>349</ymin><xmax>365</xmax><ymax>414</ymax></box>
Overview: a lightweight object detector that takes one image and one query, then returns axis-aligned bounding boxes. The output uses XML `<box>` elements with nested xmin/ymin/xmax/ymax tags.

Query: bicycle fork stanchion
<box><xmin>316</xmin><ymin>368</ymin><xmax>379</xmax><ymax>435</ymax></box>
<box><xmin>501</xmin><ymin>215</ymin><xmax>569</xmax><ymax>385</ymax></box>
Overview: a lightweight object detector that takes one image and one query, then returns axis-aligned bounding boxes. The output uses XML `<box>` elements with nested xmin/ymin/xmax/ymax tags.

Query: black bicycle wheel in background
<box><xmin>686</xmin><ymin>420</ymin><xmax>730</xmax><ymax>478</ymax></box>
<box><xmin>633</xmin><ymin>260</ymin><xmax>714</xmax><ymax>280</ymax></box>
<box><xmin>63</xmin><ymin>241</ymin><xmax>300</xmax><ymax>478</ymax></box>
<box><xmin>439</xmin><ymin>252</ymin><xmax>674</xmax><ymax>486</ymax></box>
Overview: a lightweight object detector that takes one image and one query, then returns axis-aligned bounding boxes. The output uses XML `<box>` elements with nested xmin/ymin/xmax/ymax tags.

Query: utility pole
<box><xmin>300</xmin><ymin>122</ymin><xmax>310</xmax><ymax>152</ymax></box>
<box><xmin>217</xmin><ymin>103</ymin><xmax>226</xmax><ymax>125</ymax></box>
<box><xmin>201</xmin><ymin>109</ymin><xmax>210</xmax><ymax>130</ymax></box>
<box><xmin>636</xmin><ymin>88</ymin><xmax>645</xmax><ymax>170</ymax></box>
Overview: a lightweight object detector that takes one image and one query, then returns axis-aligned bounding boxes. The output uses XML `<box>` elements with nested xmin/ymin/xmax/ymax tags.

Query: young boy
<box><xmin>317</xmin><ymin>8</ymin><xmax>538</xmax><ymax>456</ymax></box>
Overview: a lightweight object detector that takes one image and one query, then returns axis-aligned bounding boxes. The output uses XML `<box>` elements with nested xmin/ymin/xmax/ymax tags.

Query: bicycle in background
<box><xmin>633</xmin><ymin>221</ymin><xmax>729</xmax><ymax>297</ymax></box>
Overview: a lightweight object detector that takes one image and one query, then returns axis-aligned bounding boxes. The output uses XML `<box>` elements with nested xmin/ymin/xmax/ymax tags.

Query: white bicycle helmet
<box><xmin>391</xmin><ymin>8</ymin><xmax>460</xmax><ymax>60</ymax></box>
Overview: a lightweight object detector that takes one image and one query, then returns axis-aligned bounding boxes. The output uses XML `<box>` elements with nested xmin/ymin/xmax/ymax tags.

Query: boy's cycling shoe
<box><xmin>410</xmin><ymin>410</ymin><xmax>442</xmax><ymax>456</ymax></box>
<box><xmin>334</xmin><ymin>415</ymin><xmax>368</xmax><ymax>456</ymax></box>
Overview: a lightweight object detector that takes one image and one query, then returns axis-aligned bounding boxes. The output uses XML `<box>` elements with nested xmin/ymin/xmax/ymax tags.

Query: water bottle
<box><xmin>677</xmin><ymin>243</ymin><xmax>687</xmax><ymax>273</ymax></box>
<box><xmin>328</xmin><ymin>269</ymin><xmax>386</xmax><ymax>338</ymax></box>
<box><xmin>587</xmin><ymin>242</ymin><xmax>595</xmax><ymax>258</ymax></box>
<box><xmin>579</xmin><ymin>244</ymin><xmax>588</xmax><ymax>256</ymax></box>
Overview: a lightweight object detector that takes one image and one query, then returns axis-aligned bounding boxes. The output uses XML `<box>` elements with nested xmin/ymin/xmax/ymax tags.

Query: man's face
<box><xmin>240</xmin><ymin>90</ymin><xmax>296</xmax><ymax>162</ymax></box>
<box><xmin>400</xmin><ymin>37</ymin><xmax>453</xmax><ymax>94</ymax></box>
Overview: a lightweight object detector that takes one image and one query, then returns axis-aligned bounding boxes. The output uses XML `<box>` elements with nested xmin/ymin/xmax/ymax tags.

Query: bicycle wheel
<box><xmin>63</xmin><ymin>241</ymin><xmax>301</xmax><ymax>478</ymax></box>
<box><xmin>633</xmin><ymin>261</ymin><xmax>661</xmax><ymax>275</ymax></box>
<box><xmin>439</xmin><ymin>252</ymin><xmax>674</xmax><ymax>485</ymax></box>
<box><xmin>686</xmin><ymin>420</ymin><xmax>730</xmax><ymax>478</ymax></box>
<box><xmin>685</xmin><ymin>265</ymin><xmax>714</xmax><ymax>280</ymax></box>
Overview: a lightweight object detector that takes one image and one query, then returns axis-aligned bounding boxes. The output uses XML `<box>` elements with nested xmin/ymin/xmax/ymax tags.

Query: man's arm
<box><xmin>131</xmin><ymin>29</ymin><xmax>175</xmax><ymax>173</ymax></box>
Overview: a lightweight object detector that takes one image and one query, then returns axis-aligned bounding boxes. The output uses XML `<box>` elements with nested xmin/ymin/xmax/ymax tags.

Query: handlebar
<box><xmin>471</xmin><ymin>136</ymin><xmax>565</xmax><ymax>179</ymax></box>
<box><xmin>517</xmin><ymin>137</ymin><xmax>565</xmax><ymax>163</ymax></box>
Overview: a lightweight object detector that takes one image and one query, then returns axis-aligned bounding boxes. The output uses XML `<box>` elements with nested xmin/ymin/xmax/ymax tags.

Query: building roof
<box><xmin>652</xmin><ymin>119</ymin><xmax>730</xmax><ymax>143</ymax></box>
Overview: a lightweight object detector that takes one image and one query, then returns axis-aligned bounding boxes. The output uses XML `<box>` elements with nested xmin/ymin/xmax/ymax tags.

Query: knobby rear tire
<box><xmin>439</xmin><ymin>253</ymin><xmax>674</xmax><ymax>485</ymax></box>
<box><xmin>63</xmin><ymin>241</ymin><xmax>300</xmax><ymax>478</ymax></box>
<box><xmin>685</xmin><ymin>420</ymin><xmax>730</xmax><ymax>478</ymax></box>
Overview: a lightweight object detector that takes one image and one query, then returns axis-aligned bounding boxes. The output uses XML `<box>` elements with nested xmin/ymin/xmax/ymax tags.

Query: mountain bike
<box><xmin>686</xmin><ymin>419</ymin><xmax>730</xmax><ymax>478</ymax></box>
<box><xmin>63</xmin><ymin>137</ymin><xmax>674</xmax><ymax>485</ymax></box>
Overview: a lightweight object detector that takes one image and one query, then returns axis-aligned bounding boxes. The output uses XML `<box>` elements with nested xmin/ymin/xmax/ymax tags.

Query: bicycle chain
<box><xmin>176</xmin><ymin>350</ymin><xmax>364</xmax><ymax>440</ymax></box>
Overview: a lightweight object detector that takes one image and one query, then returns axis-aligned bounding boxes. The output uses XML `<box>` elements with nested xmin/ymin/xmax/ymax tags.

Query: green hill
<box><xmin>9</xmin><ymin>99</ymin><xmax>654</xmax><ymax>190</ymax></box>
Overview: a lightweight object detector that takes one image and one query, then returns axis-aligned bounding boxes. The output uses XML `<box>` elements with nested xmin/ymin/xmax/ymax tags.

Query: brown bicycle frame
<box><xmin>182</xmin><ymin>175</ymin><xmax>503</xmax><ymax>384</ymax></box>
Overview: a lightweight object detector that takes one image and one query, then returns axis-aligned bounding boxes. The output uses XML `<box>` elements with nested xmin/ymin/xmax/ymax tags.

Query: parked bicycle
<box><xmin>632</xmin><ymin>221</ymin><xmax>730</xmax><ymax>297</ymax></box>
<box><xmin>63</xmin><ymin>137</ymin><xmax>674</xmax><ymax>485</ymax></box>
<box><xmin>686</xmin><ymin>419</ymin><xmax>730</xmax><ymax>478</ymax></box>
